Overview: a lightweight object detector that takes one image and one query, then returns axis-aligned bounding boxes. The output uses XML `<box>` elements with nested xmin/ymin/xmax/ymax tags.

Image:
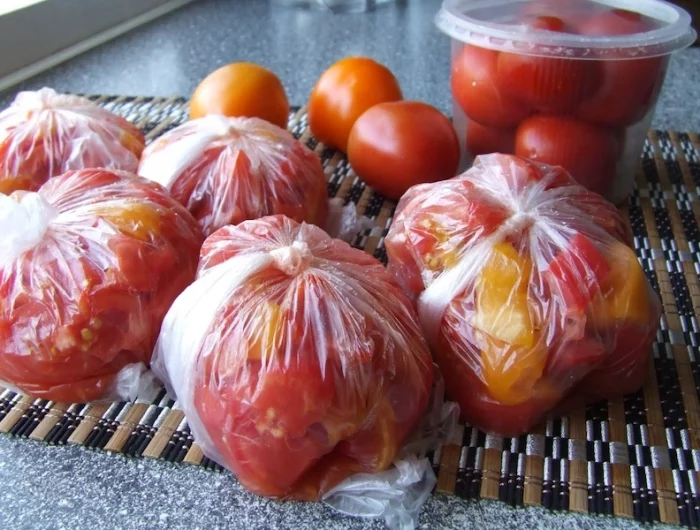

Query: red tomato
<box><xmin>0</xmin><ymin>169</ymin><xmax>203</xmax><ymax>402</ymax></box>
<box><xmin>466</xmin><ymin>120</ymin><xmax>515</xmax><ymax>157</ymax></box>
<box><xmin>515</xmin><ymin>115</ymin><xmax>619</xmax><ymax>195</ymax></box>
<box><xmin>575</xmin><ymin>322</ymin><xmax>655</xmax><ymax>400</ymax></box>
<box><xmin>577</xmin><ymin>8</ymin><xmax>657</xmax><ymax>37</ymax></box>
<box><xmin>545</xmin><ymin>233</ymin><xmax>612</xmax><ymax>312</ymax></box>
<box><xmin>451</xmin><ymin>45</ymin><xmax>532</xmax><ymax>128</ymax></box>
<box><xmin>576</xmin><ymin>57</ymin><xmax>664</xmax><ymax>127</ymax></box>
<box><xmin>523</xmin><ymin>15</ymin><xmax>568</xmax><ymax>32</ymax></box>
<box><xmin>347</xmin><ymin>101</ymin><xmax>460</xmax><ymax>200</ymax></box>
<box><xmin>308</xmin><ymin>57</ymin><xmax>403</xmax><ymax>152</ymax></box>
<box><xmin>498</xmin><ymin>51</ymin><xmax>602</xmax><ymax>113</ymax></box>
<box><xmin>573</xmin><ymin>7</ymin><xmax>664</xmax><ymax>127</ymax></box>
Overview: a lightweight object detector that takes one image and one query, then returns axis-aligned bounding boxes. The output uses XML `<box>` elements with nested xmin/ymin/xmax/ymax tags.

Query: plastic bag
<box><xmin>152</xmin><ymin>215</ymin><xmax>434</xmax><ymax>505</ymax></box>
<box><xmin>0</xmin><ymin>88</ymin><xmax>144</xmax><ymax>194</ymax></box>
<box><xmin>0</xmin><ymin>168</ymin><xmax>203</xmax><ymax>403</ymax></box>
<box><xmin>323</xmin><ymin>369</ymin><xmax>459</xmax><ymax>530</ymax></box>
<box><xmin>385</xmin><ymin>154</ymin><xmax>661</xmax><ymax>436</ymax></box>
<box><xmin>138</xmin><ymin>115</ymin><xmax>328</xmax><ymax>237</ymax></box>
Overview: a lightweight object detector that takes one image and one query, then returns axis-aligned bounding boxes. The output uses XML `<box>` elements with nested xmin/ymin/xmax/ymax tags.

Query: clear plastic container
<box><xmin>436</xmin><ymin>0</ymin><xmax>696</xmax><ymax>204</ymax></box>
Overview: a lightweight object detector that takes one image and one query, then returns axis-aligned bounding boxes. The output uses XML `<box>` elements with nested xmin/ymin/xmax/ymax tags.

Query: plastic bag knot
<box><xmin>0</xmin><ymin>192</ymin><xmax>57</xmax><ymax>267</ymax></box>
<box><xmin>269</xmin><ymin>240</ymin><xmax>313</xmax><ymax>276</ymax></box>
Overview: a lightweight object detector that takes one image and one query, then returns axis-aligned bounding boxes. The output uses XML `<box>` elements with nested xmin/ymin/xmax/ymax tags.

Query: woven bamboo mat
<box><xmin>2</xmin><ymin>95</ymin><xmax>700</xmax><ymax>527</ymax></box>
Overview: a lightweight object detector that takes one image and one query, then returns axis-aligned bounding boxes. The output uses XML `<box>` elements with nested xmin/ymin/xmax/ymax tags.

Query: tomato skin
<box><xmin>466</xmin><ymin>120</ymin><xmax>515</xmax><ymax>157</ymax></box>
<box><xmin>577</xmin><ymin>9</ymin><xmax>656</xmax><ymax>37</ymax></box>
<box><xmin>0</xmin><ymin>169</ymin><xmax>203</xmax><ymax>403</ymax></box>
<box><xmin>575</xmin><ymin>56</ymin><xmax>664</xmax><ymax>127</ymax></box>
<box><xmin>451</xmin><ymin>45</ymin><xmax>532</xmax><ymax>128</ymax></box>
<box><xmin>498</xmin><ymin>52</ymin><xmax>602</xmax><ymax>113</ymax></box>
<box><xmin>308</xmin><ymin>57</ymin><xmax>402</xmax><ymax>152</ymax></box>
<box><xmin>545</xmin><ymin>233</ymin><xmax>611</xmax><ymax>312</ymax></box>
<box><xmin>515</xmin><ymin>115</ymin><xmax>619</xmax><ymax>195</ymax></box>
<box><xmin>189</xmin><ymin>63</ymin><xmax>289</xmax><ymax>128</ymax></box>
<box><xmin>347</xmin><ymin>101</ymin><xmax>460</xmax><ymax>200</ymax></box>
<box><xmin>523</xmin><ymin>15</ymin><xmax>569</xmax><ymax>32</ymax></box>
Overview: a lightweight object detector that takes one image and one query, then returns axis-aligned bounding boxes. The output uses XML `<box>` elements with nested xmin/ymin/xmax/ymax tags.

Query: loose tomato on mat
<box><xmin>515</xmin><ymin>115</ymin><xmax>620</xmax><ymax>195</ymax></box>
<box><xmin>189</xmin><ymin>62</ymin><xmax>290</xmax><ymax>128</ymax></box>
<box><xmin>308</xmin><ymin>57</ymin><xmax>402</xmax><ymax>152</ymax></box>
<box><xmin>451</xmin><ymin>45</ymin><xmax>531</xmax><ymax>128</ymax></box>
<box><xmin>347</xmin><ymin>101</ymin><xmax>460</xmax><ymax>200</ymax></box>
<box><xmin>465</xmin><ymin>120</ymin><xmax>516</xmax><ymax>157</ymax></box>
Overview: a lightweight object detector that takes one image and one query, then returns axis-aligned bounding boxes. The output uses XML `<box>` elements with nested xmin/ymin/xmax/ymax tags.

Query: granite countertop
<box><xmin>0</xmin><ymin>1</ymin><xmax>699</xmax><ymax>529</ymax></box>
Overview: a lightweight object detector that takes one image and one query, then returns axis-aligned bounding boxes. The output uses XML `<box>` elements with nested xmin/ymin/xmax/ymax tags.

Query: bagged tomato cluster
<box><xmin>0</xmin><ymin>169</ymin><xmax>203</xmax><ymax>403</ymax></box>
<box><xmin>385</xmin><ymin>154</ymin><xmax>661</xmax><ymax>436</ymax></box>
<box><xmin>138</xmin><ymin>115</ymin><xmax>328</xmax><ymax>236</ymax></box>
<box><xmin>153</xmin><ymin>215</ymin><xmax>434</xmax><ymax>500</ymax></box>
<box><xmin>0</xmin><ymin>88</ymin><xmax>145</xmax><ymax>194</ymax></box>
<box><xmin>444</xmin><ymin>3</ymin><xmax>673</xmax><ymax>202</ymax></box>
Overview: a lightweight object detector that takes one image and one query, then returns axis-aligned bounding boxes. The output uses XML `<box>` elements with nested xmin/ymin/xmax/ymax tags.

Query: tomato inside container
<box><xmin>436</xmin><ymin>0</ymin><xmax>695</xmax><ymax>204</ymax></box>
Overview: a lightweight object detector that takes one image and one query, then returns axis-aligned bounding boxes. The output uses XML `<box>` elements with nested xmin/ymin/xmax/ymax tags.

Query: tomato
<box><xmin>515</xmin><ymin>115</ymin><xmax>620</xmax><ymax>195</ymax></box>
<box><xmin>575</xmin><ymin>57</ymin><xmax>664</xmax><ymax>128</ymax></box>
<box><xmin>589</xmin><ymin>241</ymin><xmax>654</xmax><ymax>329</ymax></box>
<box><xmin>138</xmin><ymin>116</ymin><xmax>328</xmax><ymax>237</ymax></box>
<box><xmin>474</xmin><ymin>243</ymin><xmax>534</xmax><ymax>347</ymax></box>
<box><xmin>577</xmin><ymin>8</ymin><xmax>656</xmax><ymax>37</ymax></box>
<box><xmin>451</xmin><ymin>45</ymin><xmax>531</xmax><ymax>128</ymax></box>
<box><xmin>189</xmin><ymin>62</ymin><xmax>290</xmax><ymax>129</ymax></box>
<box><xmin>481</xmin><ymin>337</ymin><xmax>549</xmax><ymax>406</ymax></box>
<box><xmin>545</xmin><ymin>233</ymin><xmax>611</xmax><ymax>312</ymax></box>
<box><xmin>465</xmin><ymin>120</ymin><xmax>515</xmax><ymax>157</ymax></box>
<box><xmin>347</xmin><ymin>101</ymin><xmax>460</xmax><ymax>200</ymax></box>
<box><xmin>497</xmin><ymin>50</ymin><xmax>602</xmax><ymax>113</ymax></box>
<box><xmin>0</xmin><ymin>169</ymin><xmax>202</xmax><ymax>402</ymax></box>
<box><xmin>308</xmin><ymin>57</ymin><xmax>402</xmax><ymax>152</ymax></box>
<box><xmin>170</xmin><ymin>216</ymin><xmax>434</xmax><ymax>500</ymax></box>
<box><xmin>385</xmin><ymin>182</ymin><xmax>508</xmax><ymax>298</ymax></box>
<box><xmin>546</xmin><ymin>336</ymin><xmax>607</xmax><ymax>384</ymax></box>
<box><xmin>0</xmin><ymin>88</ymin><xmax>144</xmax><ymax>193</ymax></box>
<box><xmin>523</xmin><ymin>15</ymin><xmax>568</xmax><ymax>32</ymax></box>
<box><xmin>435</xmin><ymin>327</ymin><xmax>559</xmax><ymax>436</ymax></box>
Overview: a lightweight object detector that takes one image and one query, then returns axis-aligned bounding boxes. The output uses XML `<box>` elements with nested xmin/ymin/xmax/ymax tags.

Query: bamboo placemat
<box><xmin>1</xmin><ymin>95</ymin><xmax>700</xmax><ymax>527</ymax></box>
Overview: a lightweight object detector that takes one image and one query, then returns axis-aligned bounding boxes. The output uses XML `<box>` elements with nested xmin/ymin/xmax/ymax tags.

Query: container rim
<box><xmin>435</xmin><ymin>0</ymin><xmax>697</xmax><ymax>59</ymax></box>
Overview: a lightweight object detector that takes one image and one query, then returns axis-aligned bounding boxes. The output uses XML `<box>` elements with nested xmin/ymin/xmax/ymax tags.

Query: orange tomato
<box><xmin>308</xmin><ymin>57</ymin><xmax>402</xmax><ymax>152</ymax></box>
<box><xmin>189</xmin><ymin>62</ymin><xmax>290</xmax><ymax>129</ymax></box>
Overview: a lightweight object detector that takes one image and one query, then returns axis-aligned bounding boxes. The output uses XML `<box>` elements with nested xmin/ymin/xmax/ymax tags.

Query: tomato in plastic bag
<box><xmin>138</xmin><ymin>115</ymin><xmax>329</xmax><ymax>237</ymax></box>
<box><xmin>0</xmin><ymin>169</ymin><xmax>203</xmax><ymax>402</ymax></box>
<box><xmin>152</xmin><ymin>215</ymin><xmax>433</xmax><ymax>500</ymax></box>
<box><xmin>0</xmin><ymin>88</ymin><xmax>145</xmax><ymax>194</ymax></box>
<box><xmin>385</xmin><ymin>154</ymin><xmax>660</xmax><ymax>436</ymax></box>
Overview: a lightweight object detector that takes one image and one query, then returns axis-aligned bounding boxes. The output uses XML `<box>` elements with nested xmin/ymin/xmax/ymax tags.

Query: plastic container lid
<box><xmin>436</xmin><ymin>0</ymin><xmax>696</xmax><ymax>59</ymax></box>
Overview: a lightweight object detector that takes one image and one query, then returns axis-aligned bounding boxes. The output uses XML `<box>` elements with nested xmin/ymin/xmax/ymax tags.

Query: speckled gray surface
<box><xmin>0</xmin><ymin>0</ymin><xmax>698</xmax><ymax>131</ymax></box>
<box><xmin>0</xmin><ymin>435</ymin><xmax>676</xmax><ymax>530</ymax></box>
<box><xmin>0</xmin><ymin>1</ymin><xmax>698</xmax><ymax>528</ymax></box>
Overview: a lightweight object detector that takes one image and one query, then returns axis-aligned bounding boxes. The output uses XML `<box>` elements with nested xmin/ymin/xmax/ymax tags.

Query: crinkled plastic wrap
<box><xmin>385</xmin><ymin>154</ymin><xmax>661</xmax><ymax>436</ymax></box>
<box><xmin>138</xmin><ymin>115</ymin><xmax>329</xmax><ymax>237</ymax></box>
<box><xmin>0</xmin><ymin>88</ymin><xmax>145</xmax><ymax>194</ymax></box>
<box><xmin>152</xmin><ymin>215</ymin><xmax>435</xmax><ymax>510</ymax></box>
<box><xmin>0</xmin><ymin>169</ymin><xmax>203</xmax><ymax>403</ymax></box>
